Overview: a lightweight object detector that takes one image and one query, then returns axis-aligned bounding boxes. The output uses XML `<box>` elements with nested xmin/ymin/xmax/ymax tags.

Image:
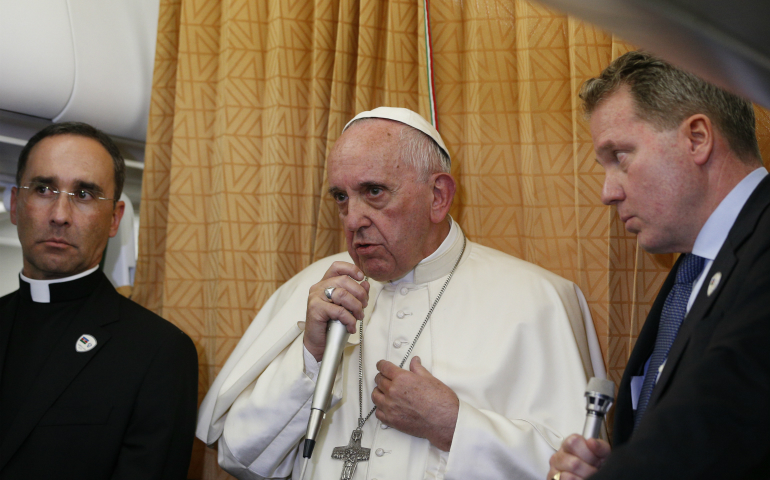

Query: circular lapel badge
<box><xmin>707</xmin><ymin>272</ymin><xmax>722</xmax><ymax>297</ymax></box>
<box><xmin>76</xmin><ymin>334</ymin><xmax>97</xmax><ymax>353</ymax></box>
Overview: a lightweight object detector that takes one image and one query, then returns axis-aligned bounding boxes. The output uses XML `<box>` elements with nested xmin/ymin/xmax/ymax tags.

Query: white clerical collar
<box><xmin>691</xmin><ymin>167</ymin><xmax>768</xmax><ymax>261</ymax></box>
<box><xmin>20</xmin><ymin>266</ymin><xmax>101</xmax><ymax>303</ymax></box>
<box><xmin>389</xmin><ymin>217</ymin><xmax>461</xmax><ymax>286</ymax></box>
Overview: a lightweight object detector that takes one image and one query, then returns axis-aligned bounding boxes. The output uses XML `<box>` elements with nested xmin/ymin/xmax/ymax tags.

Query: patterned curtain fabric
<box><xmin>133</xmin><ymin>0</ymin><xmax>770</xmax><ymax>477</ymax></box>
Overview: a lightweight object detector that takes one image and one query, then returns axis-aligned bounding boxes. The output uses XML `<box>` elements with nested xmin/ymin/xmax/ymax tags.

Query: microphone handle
<box><xmin>303</xmin><ymin>320</ymin><xmax>350</xmax><ymax>458</ymax></box>
<box><xmin>582</xmin><ymin>412</ymin><xmax>604</xmax><ymax>439</ymax></box>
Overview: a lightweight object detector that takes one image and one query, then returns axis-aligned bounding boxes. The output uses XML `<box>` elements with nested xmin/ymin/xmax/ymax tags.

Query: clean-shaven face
<box><xmin>591</xmin><ymin>87</ymin><xmax>703</xmax><ymax>254</ymax></box>
<box><xmin>11</xmin><ymin>134</ymin><xmax>123</xmax><ymax>279</ymax></box>
<box><xmin>327</xmin><ymin>120</ymin><xmax>436</xmax><ymax>281</ymax></box>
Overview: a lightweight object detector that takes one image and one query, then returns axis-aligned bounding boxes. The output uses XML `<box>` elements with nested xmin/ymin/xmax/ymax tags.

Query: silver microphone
<box><xmin>302</xmin><ymin>319</ymin><xmax>350</xmax><ymax>459</ymax></box>
<box><xmin>582</xmin><ymin>377</ymin><xmax>615</xmax><ymax>439</ymax></box>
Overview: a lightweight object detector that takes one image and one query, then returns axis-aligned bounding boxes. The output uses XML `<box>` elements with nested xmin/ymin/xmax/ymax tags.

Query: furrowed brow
<box><xmin>595</xmin><ymin>141</ymin><xmax>616</xmax><ymax>157</ymax></box>
<box><xmin>75</xmin><ymin>181</ymin><xmax>104</xmax><ymax>194</ymax></box>
<box><xmin>28</xmin><ymin>176</ymin><xmax>56</xmax><ymax>185</ymax></box>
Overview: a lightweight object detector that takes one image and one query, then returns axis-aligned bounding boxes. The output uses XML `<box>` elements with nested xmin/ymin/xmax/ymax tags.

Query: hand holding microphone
<box><xmin>301</xmin><ymin>263</ymin><xmax>370</xmax><ymax>462</ymax></box>
<box><xmin>303</xmin><ymin>262</ymin><xmax>369</xmax><ymax>361</ymax></box>
<box><xmin>547</xmin><ymin>377</ymin><xmax>615</xmax><ymax>480</ymax></box>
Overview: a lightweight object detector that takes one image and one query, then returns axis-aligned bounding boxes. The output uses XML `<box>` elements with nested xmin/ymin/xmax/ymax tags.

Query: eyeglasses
<box><xmin>18</xmin><ymin>182</ymin><xmax>115</xmax><ymax>211</ymax></box>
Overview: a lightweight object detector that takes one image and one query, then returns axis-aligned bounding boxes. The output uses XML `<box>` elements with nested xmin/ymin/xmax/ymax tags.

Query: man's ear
<box><xmin>682</xmin><ymin>114</ymin><xmax>713</xmax><ymax>166</ymax></box>
<box><xmin>430</xmin><ymin>172</ymin><xmax>455</xmax><ymax>224</ymax></box>
<box><xmin>108</xmin><ymin>200</ymin><xmax>126</xmax><ymax>238</ymax></box>
<box><xmin>9</xmin><ymin>186</ymin><xmax>18</xmax><ymax>225</ymax></box>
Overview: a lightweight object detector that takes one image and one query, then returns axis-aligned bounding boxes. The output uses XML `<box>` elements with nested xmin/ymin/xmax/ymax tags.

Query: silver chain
<box><xmin>357</xmin><ymin>234</ymin><xmax>467</xmax><ymax>429</ymax></box>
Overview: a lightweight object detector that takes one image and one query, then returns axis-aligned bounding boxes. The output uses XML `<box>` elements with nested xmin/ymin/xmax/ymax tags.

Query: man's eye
<box><xmin>333</xmin><ymin>192</ymin><xmax>347</xmax><ymax>202</ymax></box>
<box><xmin>369</xmin><ymin>187</ymin><xmax>382</xmax><ymax>196</ymax></box>
<box><xmin>75</xmin><ymin>189</ymin><xmax>96</xmax><ymax>201</ymax></box>
<box><xmin>35</xmin><ymin>185</ymin><xmax>54</xmax><ymax>196</ymax></box>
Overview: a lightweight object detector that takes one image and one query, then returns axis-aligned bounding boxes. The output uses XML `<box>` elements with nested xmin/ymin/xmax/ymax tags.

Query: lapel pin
<box><xmin>707</xmin><ymin>272</ymin><xmax>722</xmax><ymax>296</ymax></box>
<box><xmin>76</xmin><ymin>334</ymin><xmax>97</xmax><ymax>353</ymax></box>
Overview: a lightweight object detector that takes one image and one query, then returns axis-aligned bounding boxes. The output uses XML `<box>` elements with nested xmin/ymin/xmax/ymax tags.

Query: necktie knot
<box><xmin>675</xmin><ymin>254</ymin><xmax>705</xmax><ymax>285</ymax></box>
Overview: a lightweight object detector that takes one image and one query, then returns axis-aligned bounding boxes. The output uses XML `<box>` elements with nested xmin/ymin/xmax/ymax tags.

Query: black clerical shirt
<box><xmin>0</xmin><ymin>270</ymin><xmax>101</xmax><ymax>444</ymax></box>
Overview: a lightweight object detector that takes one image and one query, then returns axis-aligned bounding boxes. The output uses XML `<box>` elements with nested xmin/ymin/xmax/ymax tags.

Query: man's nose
<box><xmin>49</xmin><ymin>192</ymin><xmax>74</xmax><ymax>224</ymax></box>
<box><xmin>344</xmin><ymin>197</ymin><xmax>372</xmax><ymax>231</ymax></box>
<box><xmin>600</xmin><ymin>175</ymin><xmax>625</xmax><ymax>205</ymax></box>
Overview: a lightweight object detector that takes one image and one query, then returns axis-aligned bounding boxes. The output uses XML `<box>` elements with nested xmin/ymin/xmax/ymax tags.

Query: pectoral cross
<box><xmin>332</xmin><ymin>428</ymin><xmax>370</xmax><ymax>480</ymax></box>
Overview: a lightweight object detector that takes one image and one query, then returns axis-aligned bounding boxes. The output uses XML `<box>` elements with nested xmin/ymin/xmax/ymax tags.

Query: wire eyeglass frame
<box><xmin>18</xmin><ymin>181</ymin><xmax>116</xmax><ymax>211</ymax></box>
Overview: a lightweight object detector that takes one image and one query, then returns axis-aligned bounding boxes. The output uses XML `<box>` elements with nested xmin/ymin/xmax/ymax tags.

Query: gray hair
<box><xmin>580</xmin><ymin>51</ymin><xmax>761</xmax><ymax>164</ymax></box>
<box><xmin>347</xmin><ymin>117</ymin><xmax>451</xmax><ymax>182</ymax></box>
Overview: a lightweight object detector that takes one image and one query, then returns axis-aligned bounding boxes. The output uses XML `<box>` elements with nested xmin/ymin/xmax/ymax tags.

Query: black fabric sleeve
<box><xmin>111</xmin><ymin>327</ymin><xmax>198</xmax><ymax>480</ymax></box>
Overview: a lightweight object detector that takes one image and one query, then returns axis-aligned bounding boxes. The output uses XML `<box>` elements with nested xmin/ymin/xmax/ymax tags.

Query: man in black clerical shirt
<box><xmin>0</xmin><ymin>122</ymin><xmax>198</xmax><ymax>480</ymax></box>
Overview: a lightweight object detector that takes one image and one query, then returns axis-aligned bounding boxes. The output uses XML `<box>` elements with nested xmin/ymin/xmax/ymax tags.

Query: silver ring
<box><xmin>324</xmin><ymin>287</ymin><xmax>336</xmax><ymax>301</ymax></box>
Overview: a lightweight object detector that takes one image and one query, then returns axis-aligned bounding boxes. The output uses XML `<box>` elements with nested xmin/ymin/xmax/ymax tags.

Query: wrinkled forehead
<box><xmin>339</xmin><ymin>118</ymin><xmax>403</xmax><ymax>145</ymax></box>
<box><xmin>327</xmin><ymin>123</ymin><xmax>419</xmax><ymax>190</ymax></box>
<box><xmin>330</xmin><ymin>120</ymin><xmax>404</xmax><ymax>164</ymax></box>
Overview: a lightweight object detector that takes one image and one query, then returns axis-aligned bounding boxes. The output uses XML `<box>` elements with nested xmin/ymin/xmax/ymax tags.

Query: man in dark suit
<box><xmin>0</xmin><ymin>122</ymin><xmax>198</xmax><ymax>479</ymax></box>
<box><xmin>548</xmin><ymin>51</ymin><xmax>770</xmax><ymax>479</ymax></box>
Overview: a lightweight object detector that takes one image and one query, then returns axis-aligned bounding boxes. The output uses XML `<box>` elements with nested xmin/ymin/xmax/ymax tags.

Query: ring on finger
<box><xmin>552</xmin><ymin>473</ymin><xmax>561</xmax><ymax>480</ymax></box>
<box><xmin>324</xmin><ymin>286</ymin><xmax>336</xmax><ymax>301</ymax></box>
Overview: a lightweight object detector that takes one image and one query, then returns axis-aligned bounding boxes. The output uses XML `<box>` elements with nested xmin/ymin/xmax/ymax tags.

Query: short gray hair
<box><xmin>580</xmin><ymin>51</ymin><xmax>761</xmax><ymax>164</ymax></box>
<box><xmin>347</xmin><ymin>118</ymin><xmax>451</xmax><ymax>182</ymax></box>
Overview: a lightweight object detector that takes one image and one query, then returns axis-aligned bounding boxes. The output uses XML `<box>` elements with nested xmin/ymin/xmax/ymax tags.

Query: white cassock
<box><xmin>197</xmin><ymin>219</ymin><xmax>605</xmax><ymax>480</ymax></box>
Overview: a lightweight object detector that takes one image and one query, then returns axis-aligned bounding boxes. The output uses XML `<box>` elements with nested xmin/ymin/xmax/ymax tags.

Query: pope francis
<box><xmin>196</xmin><ymin>107</ymin><xmax>605</xmax><ymax>480</ymax></box>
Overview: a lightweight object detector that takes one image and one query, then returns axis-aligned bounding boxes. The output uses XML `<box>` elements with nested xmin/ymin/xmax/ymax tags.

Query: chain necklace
<box><xmin>331</xmin><ymin>234</ymin><xmax>467</xmax><ymax>480</ymax></box>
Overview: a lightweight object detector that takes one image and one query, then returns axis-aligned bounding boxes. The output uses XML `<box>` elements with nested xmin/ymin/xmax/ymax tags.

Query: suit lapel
<box><xmin>0</xmin><ymin>275</ymin><xmax>119</xmax><ymax>470</ymax></box>
<box><xmin>649</xmin><ymin>175</ymin><xmax>770</xmax><ymax>408</ymax></box>
<box><xmin>649</xmin><ymin>250</ymin><xmax>738</xmax><ymax>406</ymax></box>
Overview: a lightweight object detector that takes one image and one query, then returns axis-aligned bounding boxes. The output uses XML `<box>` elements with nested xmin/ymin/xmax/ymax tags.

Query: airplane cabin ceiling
<box><xmin>0</xmin><ymin>0</ymin><xmax>160</xmax><ymax>142</ymax></box>
<box><xmin>534</xmin><ymin>0</ymin><xmax>770</xmax><ymax>108</ymax></box>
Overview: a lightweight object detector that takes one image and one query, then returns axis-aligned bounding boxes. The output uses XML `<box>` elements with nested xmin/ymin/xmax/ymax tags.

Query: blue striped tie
<box><xmin>634</xmin><ymin>253</ymin><xmax>705</xmax><ymax>430</ymax></box>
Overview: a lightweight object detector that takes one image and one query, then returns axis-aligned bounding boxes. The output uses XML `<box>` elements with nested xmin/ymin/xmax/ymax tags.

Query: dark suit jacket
<box><xmin>0</xmin><ymin>271</ymin><xmax>198</xmax><ymax>480</ymax></box>
<box><xmin>592</xmin><ymin>175</ymin><xmax>770</xmax><ymax>479</ymax></box>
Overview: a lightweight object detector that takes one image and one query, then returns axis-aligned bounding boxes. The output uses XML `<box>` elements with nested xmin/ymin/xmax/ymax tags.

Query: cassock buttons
<box><xmin>76</xmin><ymin>334</ymin><xmax>97</xmax><ymax>352</ymax></box>
<box><xmin>707</xmin><ymin>272</ymin><xmax>722</xmax><ymax>296</ymax></box>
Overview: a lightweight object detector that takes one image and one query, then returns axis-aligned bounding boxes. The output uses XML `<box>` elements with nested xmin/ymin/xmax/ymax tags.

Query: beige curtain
<box><xmin>134</xmin><ymin>0</ymin><xmax>770</xmax><ymax>477</ymax></box>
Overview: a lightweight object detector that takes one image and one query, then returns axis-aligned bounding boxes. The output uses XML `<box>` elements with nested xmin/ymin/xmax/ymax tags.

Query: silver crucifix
<box><xmin>331</xmin><ymin>428</ymin><xmax>370</xmax><ymax>480</ymax></box>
